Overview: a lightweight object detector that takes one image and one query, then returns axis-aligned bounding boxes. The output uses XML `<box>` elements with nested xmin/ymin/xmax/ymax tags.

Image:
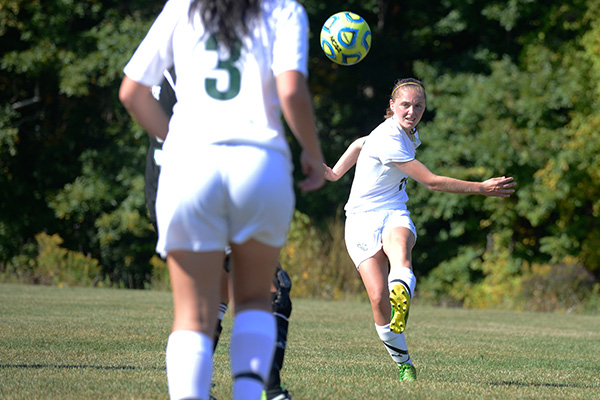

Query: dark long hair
<box><xmin>190</xmin><ymin>0</ymin><xmax>262</xmax><ymax>52</ymax></box>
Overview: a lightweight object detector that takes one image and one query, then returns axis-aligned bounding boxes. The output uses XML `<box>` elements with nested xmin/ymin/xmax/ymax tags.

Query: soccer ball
<box><xmin>320</xmin><ymin>11</ymin><xmax>372</xmax><ymax>66</ymax></box>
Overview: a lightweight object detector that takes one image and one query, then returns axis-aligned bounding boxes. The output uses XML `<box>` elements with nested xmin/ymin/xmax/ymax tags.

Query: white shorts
<box><xmin>155</xmin><ymin>144</ymin><xmax>294</xmax><ymax>257</ymax></box>
<box><xmin>345</xmin><ymin>209</ymin><xmax>417</xmax><ymax>268</ymax></box>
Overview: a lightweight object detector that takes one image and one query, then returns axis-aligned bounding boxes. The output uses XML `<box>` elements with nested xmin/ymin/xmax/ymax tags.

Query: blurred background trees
<box><xmin>1</xmin><ymin>0</ymin><xmax>598</xmax><ymax>311</ymax></box>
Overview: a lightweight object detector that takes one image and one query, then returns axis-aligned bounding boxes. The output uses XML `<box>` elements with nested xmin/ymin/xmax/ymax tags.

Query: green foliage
<box><xmin>520</xmin><ymin>258</ymin><xmax>597</xmax><ymax>313</ymax></box>
<box><xmin>281</xmin><ymin>210</ymin><xmax>364</xmax><ymax>300</ymax></box>
<box><xmin>1</xmin><ymin>0</ymin><xmax>599</xmax><ymax>304</ymax></box>
<box><xmin>417</xmin><ymin>247</ymin><xmax>482</xmax><ymax>307</ymax></box>
<box><xmin>0</xmin><ymin>0</ymin><xmax>165</xmax><ymax>287</ymax></box>
<box><xmin>1</xmin><ymin>232</ymin><xmax>100</xmax><ymax>286</ymax></box>
<box><xmin>464</xmin><ymin>232</ymin><xmax>523</xmax><ymax>310</ymax></box>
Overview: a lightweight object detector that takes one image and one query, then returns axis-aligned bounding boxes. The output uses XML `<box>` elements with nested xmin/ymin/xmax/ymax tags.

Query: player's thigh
<box><xmin>382</xmin><ymin>210</ymin><xmax>416</xmax><ymax>268</ymax></box>
<box><xmin>382</xmin><ymin>226</ymin><xmax>415</xmax><ymax>269</ymax></box>
<box><xmin>358</xmin><ymin>250</ymin><xmax>389</xmax><ymax>305</ymax></box>
<box><xmin>229</xmin><ymin>239</ymin><xmax>280</xmax><ymax>314</ymax></box>
<box><xmin>167</xmin><ymin>250</ymin><xmax>226</xmax><ymax>334</ymax></box>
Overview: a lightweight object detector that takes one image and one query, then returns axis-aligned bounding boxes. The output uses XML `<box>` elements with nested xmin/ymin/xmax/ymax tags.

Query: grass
<box><xmin>1</xmin><ymin>284</ymin><xmax>599</xmax><ymax>399</ymax></box>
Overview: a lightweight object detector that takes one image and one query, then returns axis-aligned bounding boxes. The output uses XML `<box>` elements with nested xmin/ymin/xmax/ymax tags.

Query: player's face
<box><xmin>390</xmin><ymin>88</ymin><xmax>426</xmax><ymax>133</ymax></box>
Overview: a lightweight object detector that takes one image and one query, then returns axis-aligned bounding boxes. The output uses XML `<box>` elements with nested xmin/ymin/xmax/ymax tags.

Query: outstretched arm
<box><xmin>324</xmin><ymin>136</ymin><xmax>368</xmax><ymax>181</ymax></box>
<box><xmin>394</xmin><ymin>159</ymin><xmax>516</xmax><ymax>197</ymax></box>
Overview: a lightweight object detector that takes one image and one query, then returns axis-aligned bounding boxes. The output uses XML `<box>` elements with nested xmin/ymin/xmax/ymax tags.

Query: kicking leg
<box><xmin>358</xmin><ymin>249</ymin><xmax>416</xmax><ymax>381</ymax></box>
<box><xmin>383</xmin><ymin>227</ymin><xmax>416</xmax><ymax>333</ymax></box>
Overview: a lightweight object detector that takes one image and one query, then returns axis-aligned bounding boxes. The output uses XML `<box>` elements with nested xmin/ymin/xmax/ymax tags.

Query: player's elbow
<box><xmin>119</xmin><ymin>76</ymin><xmax>145</xmax><ymax>113</ymax></box>
<box><xmin>420</xmin><ymin>176</ymin><xmax>444</xmax><ymax>192</ymax></box>
<box><xmin>423</xmin><ymin>183</ymin><xmax>440</xmax><ymax>192</ymax></box>
<box><xmin>119</xmin><ymin>84</ymin><xmax>135</xmax><ymax>112</ymax></box>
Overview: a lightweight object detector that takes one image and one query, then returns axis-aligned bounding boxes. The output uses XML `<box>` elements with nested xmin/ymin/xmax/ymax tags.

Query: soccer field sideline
<box><xmin>1</xmin><ymin>284</ymin><xmax>599</xmax><ymax>399</ymax></box>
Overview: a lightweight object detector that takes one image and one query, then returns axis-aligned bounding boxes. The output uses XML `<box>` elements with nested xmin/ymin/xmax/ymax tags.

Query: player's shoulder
<box><xmin>369</xmin><ymin>118</ymin><xmax>397</xmax><ymax>141</ymax></box>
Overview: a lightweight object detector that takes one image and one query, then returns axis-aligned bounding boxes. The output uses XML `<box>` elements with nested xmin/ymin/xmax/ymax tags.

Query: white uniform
<box><xmin>344</xmin><ymin>117</ymin><xmax>421</xmax><ymax>267</ymax></box>
<box><xmin>124</xmin><ymin>0</ymin><xmax>309</xmax><ymax>256</ymax></box>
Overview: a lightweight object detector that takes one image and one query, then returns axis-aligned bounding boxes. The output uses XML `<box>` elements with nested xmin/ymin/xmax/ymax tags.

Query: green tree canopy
<box><xmin>1</xmin><ymin>0</ymin><xmax>599</xmax><ymax>293</ymax></box>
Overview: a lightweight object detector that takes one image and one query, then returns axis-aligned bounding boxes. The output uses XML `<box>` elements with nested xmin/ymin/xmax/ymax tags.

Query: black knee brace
<box><xmin>271</xmin><ymin>264</ymin><xmax>292</xmax><ymax>318</ymax></box>
<box><xmin>267</xmin><ymin>264</ymin><xmax>292</xmax><ymax>394</ymax></box>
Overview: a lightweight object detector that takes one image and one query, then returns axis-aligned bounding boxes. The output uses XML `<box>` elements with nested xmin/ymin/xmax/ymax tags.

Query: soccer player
<box><xmin>147</xmin><ymin>71</ymin><xmax>293</xmax><ymax>400</ymax></box>
<box><xmin>323</xmin><ymin>78</ymin><xmax>515</xmax><ymax>381</ymax></box>
<box><xmin>119</xmin><ymin>0</ymin><xmax>325</xmax><ymax>399</ymax></box>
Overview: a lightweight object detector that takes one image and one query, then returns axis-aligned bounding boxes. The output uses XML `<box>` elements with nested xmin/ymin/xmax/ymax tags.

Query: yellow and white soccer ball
<box><xmin>320</xmin><ymin>11</ymin><xmax>372</xmax><ymax>66</ymax></box>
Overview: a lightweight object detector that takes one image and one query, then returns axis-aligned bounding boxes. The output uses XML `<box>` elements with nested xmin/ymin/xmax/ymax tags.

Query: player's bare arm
<box><xmin>324</xmin><ymin>136</ymin><xmax>368</xmax><ymax>181</ymax></box>
<box><xmin>119</xmin><ymin>77</ymin><xmax>170</xmax><ymax>141</ymax></box>
<box><xmin>394</xmin><ymin>159</ymin><xmax>516</xmax><ymax>197</ymax></box>
<box><xmin>276</xmin><ymin>70</ymin><xmax>325</xmax><ymax>192</ymax></box>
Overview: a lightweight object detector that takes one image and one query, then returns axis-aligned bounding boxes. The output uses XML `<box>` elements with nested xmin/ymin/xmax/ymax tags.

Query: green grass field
<box><xmin>1</xmin><ymin>284</ymin><xmax>599</xmax><ymax>399</ymax></box>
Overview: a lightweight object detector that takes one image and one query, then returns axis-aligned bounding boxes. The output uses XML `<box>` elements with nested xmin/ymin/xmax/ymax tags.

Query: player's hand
<box><xmin>298</xmin><ymin>150</ymin><xmax>325</xmax><ymax>193</ymax></box>
<box><xmin>481</xmin><ymin>176</ymin><xmax>516</xmax><ymax>197</ymax></box>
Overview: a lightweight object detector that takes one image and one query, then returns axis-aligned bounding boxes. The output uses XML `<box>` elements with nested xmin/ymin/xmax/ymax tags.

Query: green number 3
<box><xmin>205</xmin><ymin>35</ymin><xmax>241</xmax><ymax>100</ymax></box>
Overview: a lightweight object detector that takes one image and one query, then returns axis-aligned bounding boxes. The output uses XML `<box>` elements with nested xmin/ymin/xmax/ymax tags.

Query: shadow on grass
<box><xmin>0</xmin><ymin>364</ymin><xmax>165</xmax><ymax>371</ymax></box>
<box><xmin>490</xmin><ymin>381</ymin><xmax>595</xmax><ymax>390</ymax></box>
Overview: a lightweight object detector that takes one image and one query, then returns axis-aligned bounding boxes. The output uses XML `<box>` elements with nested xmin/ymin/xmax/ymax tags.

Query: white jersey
<box><xmin>345</xmin><ymin>117</ymin><xmax>421</xmax><ymax>214</ymax></box>
<box><xmin>123</xmin><ymin>0</ymin><xmax>309</xmax><ymax>159</ymax></box>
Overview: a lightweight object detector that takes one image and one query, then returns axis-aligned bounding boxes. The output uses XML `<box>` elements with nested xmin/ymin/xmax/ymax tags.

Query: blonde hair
<box><xmin>384</xmin><ymin>78</ymin><xmax>426</xmax><ymax>119</ymax></box>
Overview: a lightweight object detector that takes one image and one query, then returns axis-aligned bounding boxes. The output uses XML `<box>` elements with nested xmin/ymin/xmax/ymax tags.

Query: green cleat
<box><xmin>398</xmin><ymin>363</ymin><xmax>417</xmax><ymax>382</ymax></box>
<box><xmin>390</xmin><ymin>283</ymin><xmax>410</xmax><ymax>333</ymax></box>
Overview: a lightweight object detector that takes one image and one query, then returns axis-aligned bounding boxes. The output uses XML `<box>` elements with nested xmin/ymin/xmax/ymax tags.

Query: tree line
<box><xmin>1</xmin><ymin>0</ymin><xmax>598</xmax><ymax>309</ymax></box>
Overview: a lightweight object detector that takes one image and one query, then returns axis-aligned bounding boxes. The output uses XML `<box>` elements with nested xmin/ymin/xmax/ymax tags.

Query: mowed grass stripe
<box><xmin>1</xmin><ymin>284</ymin><xmax>598</xmax><ymax>399</ymax></box>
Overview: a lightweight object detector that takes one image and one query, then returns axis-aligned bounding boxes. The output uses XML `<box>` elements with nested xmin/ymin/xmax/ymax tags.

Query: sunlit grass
<box><xmin>1</xmin><ymin>284</ymin><xmax>599</xmax><ymax>399</ymax></box>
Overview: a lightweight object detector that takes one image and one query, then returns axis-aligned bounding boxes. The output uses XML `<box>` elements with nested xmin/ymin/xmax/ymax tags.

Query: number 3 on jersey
<box><xmin>205</xmin><ymin>35</ymin><xmax>241</xmax><ymax>100</ymax></box>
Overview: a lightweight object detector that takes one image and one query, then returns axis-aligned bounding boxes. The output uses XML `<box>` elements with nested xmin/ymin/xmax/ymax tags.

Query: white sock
<box><xmin>388</xmin><ymin>267</ymin><xmax>416</xmax><ymax>298</ymax></box>
<box><xmin>375</xmin><ymin>323</ymin><xmax>411</xmax><ymax>365</ymax></box>
<box><xmin>166</xmin><ymin>330</ymin><xmax>213</xmax><ymax>400</ymax></box>
<box><xmin>231</xmin><ymin>310</ymin><xmax>276</xmax><ymax>400</ymax></box>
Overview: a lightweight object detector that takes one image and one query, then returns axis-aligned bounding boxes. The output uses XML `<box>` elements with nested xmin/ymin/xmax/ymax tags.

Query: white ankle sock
<box><xmin>166</xmin><ymin>330</ymin><xmax>213</xmax><ymax>400</ymax></box>
<box><xmin>375</xmin><ymin>323</ymin><xmax>411</xmax><ymax>365</ymax></box>
<box><xmin>231</xmin><ymin>310</ymin><xmax>276</xmax><ymax>400</ymax></box>
<box><xmin>388</xmin><ymin>267</ymin><xmax>416</xmax><ymax>298</ymax></box>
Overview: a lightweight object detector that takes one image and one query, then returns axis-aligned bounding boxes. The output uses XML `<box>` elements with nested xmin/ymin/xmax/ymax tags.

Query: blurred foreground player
<box><xmin>146</xmin><ymin>70</ymin><xmax>293</xmax><ymax>400</ymax></box>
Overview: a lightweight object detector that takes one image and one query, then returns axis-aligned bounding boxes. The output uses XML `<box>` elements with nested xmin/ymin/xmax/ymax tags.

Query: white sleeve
<box><xmin>271</xmin><ymin>1</ymin><xmax>309</xmax><ymax>77</ymax></box>
<box><xmin>374</xmin><ymin>131</ymin><xmax>415</xmax><ymax>164</ymax></box>
<box><xmin>123</xmin><ymin>0</ymin><xmax>186</xmax><ymax>86</ymax></box>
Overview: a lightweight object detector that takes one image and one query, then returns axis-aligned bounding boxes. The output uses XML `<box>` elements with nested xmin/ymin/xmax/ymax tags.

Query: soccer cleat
<box><xmin>397</xmin><ymin>363</ymin><xmax>417</xmax><ymax>382</ymax></box>
<box><xmin>390</xmin><ymin>283</ymin><xmax>410</xmax><ymax>333</ymax></box>
<box><xmin>264</xmin><ymin>386</ymin><xmax>292</xmax><ymax>400</ymax></box>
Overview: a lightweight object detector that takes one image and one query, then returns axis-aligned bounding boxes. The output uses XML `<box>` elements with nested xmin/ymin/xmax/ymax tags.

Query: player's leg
<box><xmin>165</xmin><ymin>250</ymin><xmax>225</xmax><ymax>400</ymax></box>
<box><xmin>213</xmin><ymin>260</ymin><xmax>230</xmax><ymax>353</ymax></box>
<box><xmin>265</xmin><ymin>263</ymin><xmax>293</xmax><ymax>400</ymax></box>
<box><xmin>382</xmin><ymin>226</ymin><xmax>416</xmax><ymax>334</ymax></box>
<box><xmin>382</xmin><ymin>225</ymin><xmax>417</xmax><ymax>381</ymax></box>
<box><xmin>229</xmin><ymin>240</ymin><xmax>280</xmax><ymax>400</ymax></box>
<box><xmin>358</xmin><ymin>251</ymin><xmax>415</xmax><ymax>381</ymax></box>
<box><xmin>358</xmin><ymin>250</ymin><xmax>393</xmax><ymax>327</ymax></box>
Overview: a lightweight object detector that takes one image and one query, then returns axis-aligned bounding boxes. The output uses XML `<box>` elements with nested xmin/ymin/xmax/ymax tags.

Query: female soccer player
<box><xmin>324</xmin><ymin>78</ymin><xmax>515</xmax><ymax>381</ymax></box>
<box><xmin>119</xmin><ymin>1</ymin><xmax>324</xmax><ymax>399</ymax></box>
